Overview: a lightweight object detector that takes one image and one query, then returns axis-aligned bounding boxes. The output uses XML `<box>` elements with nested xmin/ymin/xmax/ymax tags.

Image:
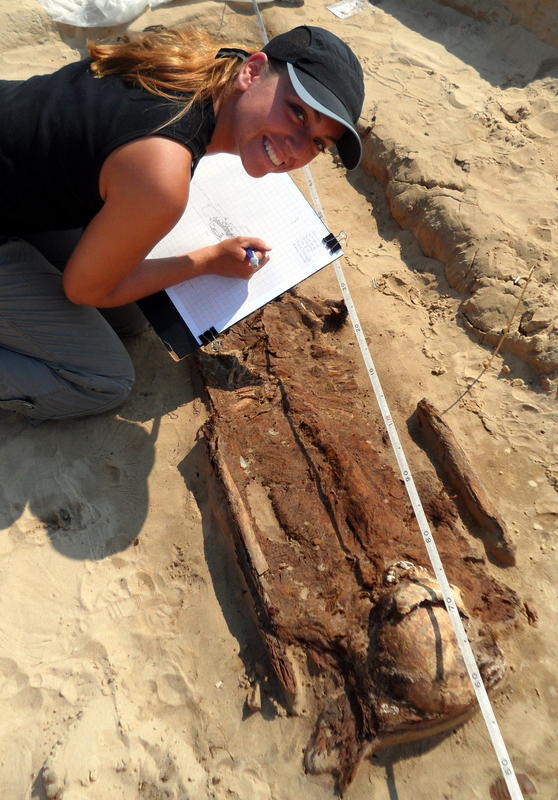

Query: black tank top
<box><xmin>0</xmin><ymin>59</ymin><xmax>216</xmax><ymax>234</ymax></box>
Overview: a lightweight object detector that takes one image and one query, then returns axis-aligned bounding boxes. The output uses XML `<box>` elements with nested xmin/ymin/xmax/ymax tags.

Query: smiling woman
<box><xmin>0</xmin><ymin>25</ymin><xmax>364</xmax><ymax>421</ymax></box>
<box><xmin>226</xmin><ymin>60</ymin><xmax>347</xmax><ymax>177</ymax></box>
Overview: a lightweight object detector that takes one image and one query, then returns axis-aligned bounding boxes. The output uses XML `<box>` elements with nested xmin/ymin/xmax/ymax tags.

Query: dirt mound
<box><xmin>434</xmin><ymin>0</ymin><xmax>558</xmax><ymax>48</ymax></box>
<box><xmin>359</xmin><ymin>0</ymin><xmax>558</xmax><ymax>386</ymax></box>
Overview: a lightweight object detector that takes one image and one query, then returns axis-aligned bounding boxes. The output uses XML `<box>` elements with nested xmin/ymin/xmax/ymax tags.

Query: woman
<box><xmin>0</xmin><ymin>24</ymin><xmax>364</xmax><ymax>421</ymax></box>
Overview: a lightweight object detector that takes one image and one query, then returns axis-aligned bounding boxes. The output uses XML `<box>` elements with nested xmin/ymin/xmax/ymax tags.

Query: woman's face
<box><xmin>231</xmin><ymin>55</ymin><xmax>345</xmax><ymax>178</ymax></box>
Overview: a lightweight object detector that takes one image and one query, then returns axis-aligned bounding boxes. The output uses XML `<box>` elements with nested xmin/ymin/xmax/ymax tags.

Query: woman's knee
<box><xmin>0</xmin><ymin>363</ymin><xmax>135</xmax><ymax>421</ymax></box>
<box><xmin>46</xmin><ymin>365</ymin><xmax>136</xmax><ymax>419</ymax></box>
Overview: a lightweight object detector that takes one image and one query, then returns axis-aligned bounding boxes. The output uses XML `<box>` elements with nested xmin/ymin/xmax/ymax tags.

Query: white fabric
<box><xmin>35</xmin><ymin>0</ymin><xmax>169</xmax><ymax>27</ymax></box>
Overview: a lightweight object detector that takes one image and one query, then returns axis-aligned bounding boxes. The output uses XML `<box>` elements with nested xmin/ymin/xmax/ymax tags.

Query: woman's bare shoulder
<box><xmin>99</xmin><ymin>136</ymin><xmax>193</xmax><ymax>214</ymax></box>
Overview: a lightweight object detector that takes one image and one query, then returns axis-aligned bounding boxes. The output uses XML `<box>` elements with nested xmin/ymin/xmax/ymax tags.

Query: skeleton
<box><xmin>196</xmin><ymin>293</ymin><xmax>519</xmax><ymax>793</ymax></box>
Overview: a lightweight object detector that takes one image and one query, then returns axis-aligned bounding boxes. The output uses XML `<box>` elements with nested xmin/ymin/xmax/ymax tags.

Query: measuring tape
<box><xmin>246</xmin><ymin>5</ymin><xmax>525</xmax><ymax>798</ymax></box>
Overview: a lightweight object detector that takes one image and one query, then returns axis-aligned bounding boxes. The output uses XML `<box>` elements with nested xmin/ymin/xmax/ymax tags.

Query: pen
<box><xmin>245</xmin><ymin>248</ymin><xmax>259</xmax><ymax>269</ymax></box>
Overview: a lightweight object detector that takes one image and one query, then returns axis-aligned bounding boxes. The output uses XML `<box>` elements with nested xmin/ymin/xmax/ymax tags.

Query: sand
<box><xmin>0</xmin><ymin>0</ymin><xmax>557</xmax><ymax>798</ymax></box>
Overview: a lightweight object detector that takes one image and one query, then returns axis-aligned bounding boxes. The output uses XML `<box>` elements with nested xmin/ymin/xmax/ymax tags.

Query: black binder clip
<box><xmin>322</xmin><ymin>232</ymin><xmax>343</xmax><ymax>254</ymax></box>
<box><xmin>199</xmin><ymin>326</ymin><xmax>219</xmax><ymax>346</ymax></box>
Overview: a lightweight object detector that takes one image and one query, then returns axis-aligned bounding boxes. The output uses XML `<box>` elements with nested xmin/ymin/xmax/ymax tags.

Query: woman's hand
<box><xmin>193</xmin><ymin>237</ymin><xmax>272</xmax><ymax>279</ymax></box>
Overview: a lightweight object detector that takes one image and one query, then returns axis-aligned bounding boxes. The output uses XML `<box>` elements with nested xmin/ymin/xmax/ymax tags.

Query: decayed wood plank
<box><xmin>414</xmin><ymin>398</ymin><xmax>516</xmax><ymax>566</ymax></box>
<box><xmin>210</xmin><ymin>436</ymin><xmax>270</xmax><ymax>578</ymax></box>
<box><xmin>207</xmin><ymin>435</ymin><xmax>303</xmax><ymax>712</ymax></box>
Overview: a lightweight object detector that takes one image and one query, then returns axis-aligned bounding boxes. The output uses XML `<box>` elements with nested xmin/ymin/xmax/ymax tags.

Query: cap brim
<box><xmin>287</xmin><ymin>63</ymin><xmax>362</xmax><ymax>170</ymax></box>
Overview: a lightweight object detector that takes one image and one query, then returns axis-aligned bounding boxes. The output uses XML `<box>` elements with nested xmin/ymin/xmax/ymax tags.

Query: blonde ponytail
<box><xmin>88</xmin><ymin>27</ymin><xmax>256</xmax><ymax>123</ymax></box>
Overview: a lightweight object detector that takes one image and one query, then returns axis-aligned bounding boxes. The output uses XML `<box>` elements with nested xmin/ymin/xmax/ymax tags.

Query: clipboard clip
<box><xmin>199</xmin><ymin>326</ymin><xmax>220</xmax><ymax>347</ymax></box>
<box><xmin>322</xmin><ymin>231</ymin><xmax>347</xmax><ymax>255</ymax></box>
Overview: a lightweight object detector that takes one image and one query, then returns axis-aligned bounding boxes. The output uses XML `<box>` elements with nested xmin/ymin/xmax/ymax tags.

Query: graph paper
<box><xmin>146</xmin><ymin>153</ymin><xmax>342</xmax><ymax>345</ymax></box>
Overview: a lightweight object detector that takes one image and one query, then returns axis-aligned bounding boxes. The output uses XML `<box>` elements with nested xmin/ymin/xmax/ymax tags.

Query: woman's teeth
<box><xmin>264</xmin><ymin>137</ymin><xmax>283</xmax><ymax>166</ymax></box>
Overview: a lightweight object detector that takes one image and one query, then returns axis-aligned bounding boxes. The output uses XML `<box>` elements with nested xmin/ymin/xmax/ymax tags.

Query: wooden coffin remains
<box><xmin>195</xmin><ymin>292</ymin><xmax>521</xmax><ymax>793</ymax></box>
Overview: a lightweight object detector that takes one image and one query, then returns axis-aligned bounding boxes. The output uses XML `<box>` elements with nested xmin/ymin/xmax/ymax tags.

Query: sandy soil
<box><xmin>0</xmin><ymin>0</ymin><xmax>556</xmax><ymax>798</ymax></box>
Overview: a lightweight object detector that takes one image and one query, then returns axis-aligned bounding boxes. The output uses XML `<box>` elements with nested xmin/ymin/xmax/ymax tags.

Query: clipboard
<box><xmin>138</xmin><ymin>154</ymin><xmax>343</xmax><ymax>359</ymax></box>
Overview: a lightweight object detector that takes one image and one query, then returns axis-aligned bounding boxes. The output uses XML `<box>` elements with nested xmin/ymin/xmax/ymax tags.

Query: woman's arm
<box><xmin>62</xmin><ymin>137</ymin><xmax>270</xmax><ymax>308</ymax></box>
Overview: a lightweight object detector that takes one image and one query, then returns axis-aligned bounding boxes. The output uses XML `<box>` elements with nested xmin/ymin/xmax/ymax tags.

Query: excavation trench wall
<box><xmin>359</xmin><ymin>1</ymin><xmax>558</xmax><ymax>384</ymax></box>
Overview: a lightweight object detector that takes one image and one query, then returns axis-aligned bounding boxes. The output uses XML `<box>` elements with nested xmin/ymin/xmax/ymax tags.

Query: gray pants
<box><xmin>0</xmin><ymin>231</ymin><xmax>146</xmax><ymax>421</ymax></box>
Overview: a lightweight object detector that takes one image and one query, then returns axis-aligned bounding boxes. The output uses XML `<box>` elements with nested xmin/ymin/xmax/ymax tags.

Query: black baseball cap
<box><xmin>263</xmin><ymin>25</ymin><xmax>364</xmax><ymax>170</ymax></box>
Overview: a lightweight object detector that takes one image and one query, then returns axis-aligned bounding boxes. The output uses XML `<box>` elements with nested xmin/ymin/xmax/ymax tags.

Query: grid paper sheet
<box><xmin>147</xmin><ymin>153</ymin><xmax>342</xmax><ymax>343</ymax></box>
